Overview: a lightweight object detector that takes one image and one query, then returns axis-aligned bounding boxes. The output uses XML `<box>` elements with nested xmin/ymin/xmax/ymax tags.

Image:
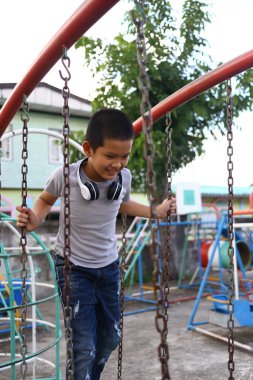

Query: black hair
<box><xmin>85</xmin><ymin>108</ymin><xmax>134</xmax><ymax>150</ymax></box>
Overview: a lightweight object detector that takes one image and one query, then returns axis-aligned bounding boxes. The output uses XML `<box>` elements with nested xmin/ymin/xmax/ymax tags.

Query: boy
<box><xmin>16</xmin><ymin>108</ymin><xmax>176</xmax><ymax>380</ymax></box>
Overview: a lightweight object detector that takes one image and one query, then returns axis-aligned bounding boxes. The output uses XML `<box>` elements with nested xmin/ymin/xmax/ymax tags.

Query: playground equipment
<box><xmin>0</xmin><ymin>195</ymin><xmax>16</xmax><ymax>218</ymax></box>
<box><xmin>0</xmin><ymin>214</ymin><xmax>62</xmax><ymax>379</ymax></box>
<box><xmin>176</xmin><ymin>209</ymin><xmax>219</xmax><ymax>287</ymax></box>
<box><xmin>0</xmin><ymin>123</ymin><xmax>92</xmax><ymax>379</ymax></box>
<box><xmin>187</xmin><ymin>209</ymin><xmax>253</xmax><ymax>352</ymax></box>
<box><xmin>121</xmin><ymin>211</ymin><xmax>219</xmax><ymax>308</ymax></box>
<box><xmin>203</xmin><ymin>239</ymin><xmax>251</xmax><ymax>270</ymax></box>
<box><xmin>1</xmin><ymin>128</ymin><xmax>84</xmax><ymax>155</ymax></box>
<box><xmin>121</xmin><ymin>207</ymin><xmax>252</xmax><ymax>312</ymax></box>
<box><xmin>117</xmin><ymin>217</ymin><xmax>156</xmax><ymax>315</ymax></box>
<box><xmin>0</xmin><ymin>0</ymin><xmax>253</xmax><ymax>379</ymax></box>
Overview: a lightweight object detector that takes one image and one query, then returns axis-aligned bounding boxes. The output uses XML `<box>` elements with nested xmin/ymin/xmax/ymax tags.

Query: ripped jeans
<box><xmin>55</xmin><ymin>254</ymin><xmax>120</xmax><ymax>380</ymax></box>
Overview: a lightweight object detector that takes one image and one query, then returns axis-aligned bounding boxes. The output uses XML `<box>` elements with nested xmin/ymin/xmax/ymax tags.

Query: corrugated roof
<box><xmin>199</xmin><ymin>185</ymin><xmax>253</xmax><ymax>197</ymax></box>
<box><xmin>132</xmin><ymin>185</ymin><xmax>253</xmax><ymax>203</ymax></box>
<box><xmin>0</xmin><ymin>82</ymin><xmax>92</xmax><ymax>117</ymax></box>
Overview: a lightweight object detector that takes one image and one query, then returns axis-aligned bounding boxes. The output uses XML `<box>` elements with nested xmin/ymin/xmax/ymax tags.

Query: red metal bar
<box><xmin>234</xmin><ymin>209</ymin><xmax>253</xmax><ymax>215</ymax></box>
<box><xmin>133</xmin><ymin>49</ymin><xmax>253</xmax><ymax>134</ymax></box>
<box><xmin>0</xmin><ymin>0</ymin><xmax>120</xmax><ymax>137</ymax></box>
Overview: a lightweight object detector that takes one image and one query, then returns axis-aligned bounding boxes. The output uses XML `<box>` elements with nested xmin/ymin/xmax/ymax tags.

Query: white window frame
<box><xmin>48</xmin><ymin>130</ymin><xmax>64</xmax><ymax>164</ymax></box>
<box><xmin>2</xmin><ymin>124</ymin><xmax>13</xmax><ymax>161</ymax></box>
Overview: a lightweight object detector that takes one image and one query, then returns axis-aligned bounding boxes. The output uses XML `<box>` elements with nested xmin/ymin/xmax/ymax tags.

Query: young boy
<box><xmin>16</xmin><ymin>108</ymin><xmax>176</xmax><ymax>380</ymax></box>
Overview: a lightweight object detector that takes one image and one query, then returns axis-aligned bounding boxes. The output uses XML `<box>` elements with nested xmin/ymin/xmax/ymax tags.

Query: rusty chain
<box><xmin>20</xmin><ymin>96</ymin><xmax>29</xmax><ymax>379</ymax></box>
<box><xmin>131</xmin><ymin>2</ymin><xmax>170</xmax><ymax>379</ymax></box>
<box><xmin>163</xmin><ymin>114</ymin><xmax>173</xmax><ymax>336</ymax></box>
<box><xmin>0</xmin><ymin>139</ymin><xmax>2</xmax><ymax>266</ymax></box>
<box><xmin>59</xmin><ymin>47</ymin><xmax>74</xmax><ymax>380</ymax></box>
<box><xmin>117</xmin><ymin>213</ymin><xmax>128</xmax><ymax>379</ymax></box>
<box><xmin>226</xmin><ymin>79</ymin><xmax>235</xmax><ymax>380</ymax></box>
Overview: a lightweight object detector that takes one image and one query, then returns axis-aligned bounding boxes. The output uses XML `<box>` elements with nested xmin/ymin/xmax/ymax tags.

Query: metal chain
<box><xmin>59</xmin><ymin>47</ymin><xmax>74</xmax><ymax>380</ymax></box>
<box><xmin>163</xmin><ymin>114</ymin><xmax>173</xmax><ymax>338</ymax></box>
<box><xmin>117</xmin><ymin>213</ymin><xmax>128</xmax><ymax>379</ymax></box>
<box><xmin>131</xmin><ymin>2</ymin><xmax>156</xmax><ymax>204</ymax></box>
<box><xmin>226</xmin><ymin>79</ymin><xmax>235</xmax><ymax>380</ymax></box>
<box><xmin>20</xmin><ymin>96</ymin><xmax>30</xmax><ymax>379</ymax></box>
<box><xmin>131</xmin><ymin>2</ymin><xmax>170</xmax><ymax>379</ymax></box>
<box><xmin>0</xmin><ymin>139</ymin><xmax>2</xmax><ymax>268</ymax></box>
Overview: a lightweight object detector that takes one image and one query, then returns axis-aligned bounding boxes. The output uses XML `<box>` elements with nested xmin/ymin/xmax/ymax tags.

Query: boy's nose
<box><xmin>111</xmin><ymin>161</ymin><xmax>121</xmax><ymax>170</ymax></box>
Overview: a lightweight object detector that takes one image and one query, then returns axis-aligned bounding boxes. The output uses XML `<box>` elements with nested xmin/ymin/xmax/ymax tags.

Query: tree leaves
<box><xmin>74</xmin><ymin>0</ymin><xmax>253</xmax><ymax>198</ymax></box>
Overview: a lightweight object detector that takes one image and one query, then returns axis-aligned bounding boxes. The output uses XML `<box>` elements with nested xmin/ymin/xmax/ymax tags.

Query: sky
<box><xmin>1</xmin><ymin>0</ymin><xmax>252</xmax><ymax>188</ymax></box>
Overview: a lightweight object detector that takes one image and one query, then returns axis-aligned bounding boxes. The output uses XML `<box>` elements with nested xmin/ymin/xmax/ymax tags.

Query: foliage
<box><xmin>75</xmin><ymin>0</ymin><xmax>253</xmax><ymax>198</ymax></box>
<box><xmin>69</xmin><ymin>130</ymin><xmax>85</xmax><ymax>163</ymax></box>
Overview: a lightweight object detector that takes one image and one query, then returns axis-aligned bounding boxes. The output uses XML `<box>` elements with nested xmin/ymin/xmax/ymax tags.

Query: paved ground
<box><xmin>1</xmin><ymin>285</ymin><xmax>253</xmax><ymax>380</ymax></box>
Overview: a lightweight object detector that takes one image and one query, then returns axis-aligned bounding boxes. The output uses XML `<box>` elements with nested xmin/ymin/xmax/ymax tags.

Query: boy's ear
<box><xmin>82</xmin><ymin>141</ymin><xmax>93</xmax><ymax>157</ymax></box>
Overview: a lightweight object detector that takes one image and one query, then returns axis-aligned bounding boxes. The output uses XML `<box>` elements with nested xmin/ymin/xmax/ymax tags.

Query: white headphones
<box><xmin>77</xmin><ymin>158</ymin><xmax>123</xmax><ymax>201</ymax></box>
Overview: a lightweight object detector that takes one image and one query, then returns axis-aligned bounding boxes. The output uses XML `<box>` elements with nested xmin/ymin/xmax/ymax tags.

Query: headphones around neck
<box><xmin>77</xmin><ymin>158</ymin><xmax>123</xmax><ymax>201</ymax></box>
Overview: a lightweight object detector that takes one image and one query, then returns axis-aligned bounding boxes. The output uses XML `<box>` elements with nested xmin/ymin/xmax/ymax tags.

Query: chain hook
<box><xmin>165</xmin><ymin>113</ymin><xmax>172</xmax><ymax>132</ymax></box>
<box><xmin>20</xmin><ymin>95</ymin><xmax>30</xmax><ymax>122</ymax></box>
<box><xmin>59</xmin><ymin>46</ymin><xmax>71</xmax><ymax>81</ymax></box>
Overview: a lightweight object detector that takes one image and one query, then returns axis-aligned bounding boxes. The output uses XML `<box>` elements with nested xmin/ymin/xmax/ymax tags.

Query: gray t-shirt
<box><xmin>45</xmin><ymin>159</ymin><xmax>132</xmax><ymax>268</ymax></box>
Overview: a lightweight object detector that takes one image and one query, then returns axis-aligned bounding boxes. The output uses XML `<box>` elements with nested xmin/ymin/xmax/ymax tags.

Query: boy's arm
<box><xmin>119</xmin><ymin>197</ymin><xmax>176</xmax><ymax>218</ymax></box>
<box><xmin>16</xmin><ymin>190</ymin><xmax>57</xmax><ymax>231</ymax></box>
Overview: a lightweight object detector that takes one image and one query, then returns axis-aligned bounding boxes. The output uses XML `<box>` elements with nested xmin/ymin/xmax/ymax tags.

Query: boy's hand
<box><xmin>16</xmin><ymin>206</ymin><xmax>39</xmax><ymax>231</ymax></box>
<box><xmin>156</xmin><ymin>197</ymin><xmax>176</xmax><ymax>218</ymax></box>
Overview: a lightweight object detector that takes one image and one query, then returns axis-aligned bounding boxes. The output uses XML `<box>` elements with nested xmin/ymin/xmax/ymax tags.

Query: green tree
<box><xmin>75</xmin><ymin>0</ymin><xmax>253</xmax><ymax>197</ymax></box>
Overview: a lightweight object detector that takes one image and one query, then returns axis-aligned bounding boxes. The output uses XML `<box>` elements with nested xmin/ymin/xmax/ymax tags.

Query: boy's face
<box><xmin>83</xmin><ymin>138</ymin><xmax>133</xmax><ymax>182</ymax></box>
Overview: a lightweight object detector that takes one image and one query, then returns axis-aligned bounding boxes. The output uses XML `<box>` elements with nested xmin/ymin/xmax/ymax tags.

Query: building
<box><xmin>0</xmin><ymin>82</ymin><xmax>92</xmax><ymax>216</ymax></box>
<box><xmin>200</xmin><ymin>185</ymin><xmax>253</xmax><ymax>213</ymax></box>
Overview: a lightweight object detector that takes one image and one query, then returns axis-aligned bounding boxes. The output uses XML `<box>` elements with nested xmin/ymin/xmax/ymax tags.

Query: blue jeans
<box><xmin>55</xmin><ymin>254</ymin><xmax>121</xmax><ymax>380</ymax></box>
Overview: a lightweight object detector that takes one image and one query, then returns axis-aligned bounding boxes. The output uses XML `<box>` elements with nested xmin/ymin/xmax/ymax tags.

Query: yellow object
<box><xmin>0</xmin><ymin>272</ymin><xmax>21</xmax><ymax>331</ymax></box>
<box><xmin>207</xmin><ymin>295</ymin><xmax>229</xmax><ymax>304</ymax></box>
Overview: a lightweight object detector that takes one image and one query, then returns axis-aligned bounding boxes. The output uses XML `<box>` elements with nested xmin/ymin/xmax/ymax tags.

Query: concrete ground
<box><xmin>1</xmin><ymin>285</ymin><xmax>253</xmax><ymax>380</ymax></box>
<box><xmin>103</xmin><ymin>290</ymin><xmax>253</xmax><ymax>380</ymax></box>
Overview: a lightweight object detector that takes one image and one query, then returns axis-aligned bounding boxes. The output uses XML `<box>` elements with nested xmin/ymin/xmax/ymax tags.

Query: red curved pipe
<box><xmin>0</xmin><ymin>0</ymin><xmax>119</xmax><ymax>138</ymax></box>
<box><xmin>1</xmin><ymin>2</ymin><xmax>252</xmax><ymax>139</ymax></box>
<box><xmin>133</xmin><ymin>49</ymin><xmax>253</xmax><ymax>134</ymax></box>
<box><xmin>234</xmin><ymin>209</ymin><xmax>253</xmax><ymax>216</ymax></box>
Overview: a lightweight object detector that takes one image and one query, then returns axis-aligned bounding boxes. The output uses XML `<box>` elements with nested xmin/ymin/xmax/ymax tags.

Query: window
<box><xmin>1</xmin><ymin>124</ymin><xmax>13</xmax><ymax>161</ymax></box>
<box><xmin>48</xmin><ymin>131</ymin><xmax>63</xmax><ymax>164</ymax></box>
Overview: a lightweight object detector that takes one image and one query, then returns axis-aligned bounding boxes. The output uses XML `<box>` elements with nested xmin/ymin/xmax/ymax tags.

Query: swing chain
<box><xmin>132</xmin><ymin>2</ymin><xmax>170</xmax><ymax>379</ymax></box>
<box><xmin>0</xmin><ymin>139</ymin><xmax>2</xmax><ymax>264</ymax></box>
<box><xmin>131</xmin><ymin>1</ymin><xmax>156</xmax><ymax>212</ymax></box>
<box><xmin>226</xmin><ymin>79</ymin><xmax>235</xmax><ymax>379</ymax></box>
<box><xmin>20</xmin><ymin>95</ymin><xmax>29</xmax><ymax>380</ymax></box>
<box><xmin>61</xmin><ymin>48</ymin><xmax>74</xmax><ymax>380</ymax></box>
<box><xmin>163</xmin><ymin>114</ymin><xmax>173</xmax><ymax>327</ymax></box>
<box><xmin>165</xmin><ymin>114</ymin><xmax>173</xmax><ymax>200</ymax></box>
<box><xmin>155</xmin><ymin>114</ymin><xmax>174</xmax><ymax>375</ymax></box>
<box><xmin>117</xmin><ymin>213</ymin><xmax>128</xmax><ymax>379</ymax></box>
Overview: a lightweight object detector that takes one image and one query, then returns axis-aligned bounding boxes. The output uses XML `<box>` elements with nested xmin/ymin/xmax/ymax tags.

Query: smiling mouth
<box><xmin>106</xmin><ymin>170</ymin><xmax>118</xmax><ymax>176</ymax></box>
